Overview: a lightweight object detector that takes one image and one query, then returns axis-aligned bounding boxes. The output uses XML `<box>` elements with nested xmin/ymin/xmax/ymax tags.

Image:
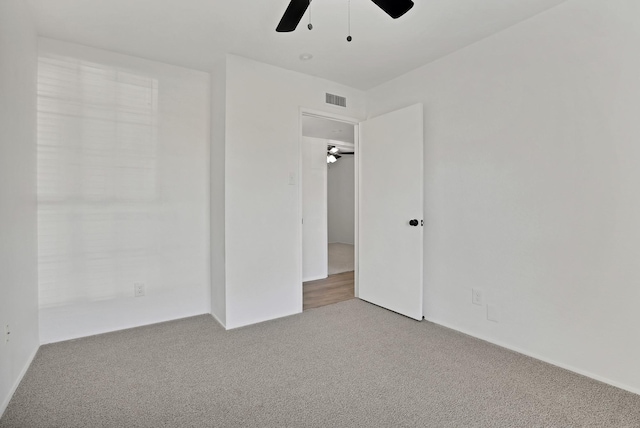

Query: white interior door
<box><xmin>359</xmin><ymin>103</ymin><xmax>423</xmax><ymax>320</ymax></box>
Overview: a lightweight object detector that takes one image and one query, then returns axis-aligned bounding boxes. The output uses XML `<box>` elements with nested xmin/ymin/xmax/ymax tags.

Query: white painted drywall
<box><xmin>210</xmin><ymin>61</ymin><xmax>226</xmax><ymax>327</ymax></box>
<box><xmin>0</xmin><ymin>0</ymin><xmax>39</xmax><ymax>416</ymax></box>
<box><xmin>366</xmin><ymin>0</ymin><xmax>640</xmax><ymax>393</ymax></box>
<box><xmin>302</xmin><ymin>137</ymin><xmax>328</xmax><ymax>282</ymax></box>
<box><xmin>223</xmin><ymin>55</ymin><xmax>366</xmax><ymax>329</ymax></box>
<box><xmin>37</xmin><ymin>39</ymin><xmax>211</xmax><ymax>344</ymax></box>
<box><xmin>328</xmin><ymin>157</ymin><xmax>355</xmax><ymax>245</ymax></box>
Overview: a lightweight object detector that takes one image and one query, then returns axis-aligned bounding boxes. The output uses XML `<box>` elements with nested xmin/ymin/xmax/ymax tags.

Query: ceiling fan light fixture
<box><xmin>327</xmin><ymin>155</ymin><xmax>338</xmax><ymax>163</ymax></box>
<box><xmin>329</xmin><ymin>146</ymin><xmax>339</xmax><ymax>154</ymax></box>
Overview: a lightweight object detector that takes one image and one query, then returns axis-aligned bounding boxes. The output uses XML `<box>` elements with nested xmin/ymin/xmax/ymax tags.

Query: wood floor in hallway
<box><xmin>303</xmin><ymin>271</ymin><xmax>355</xmax><ymax>310</ymax></box>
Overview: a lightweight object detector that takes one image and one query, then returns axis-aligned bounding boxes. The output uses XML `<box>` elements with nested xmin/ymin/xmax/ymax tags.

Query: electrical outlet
<box><xmin>487</xmin><ymin>304</ymin><xmax>500</xmax><ymax>322</ymax></box>
<box><xmin>134</xmin><ymin>283</ymin><xmax>145</xmax><ymax>297</ymax></box>
<box><xmin>472</xmin><ymin>288</ymin><xmax>483</xmax><ymax>306</ymax></box>
<box><xmin>5</xmin><ymin>324</ymin><xmax>10</xmax><ymax>344</ymax></box>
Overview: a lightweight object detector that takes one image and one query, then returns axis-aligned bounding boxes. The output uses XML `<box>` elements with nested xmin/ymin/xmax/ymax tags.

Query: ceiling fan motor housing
<box><xmin>276</xmin><ymin>0</ymin><xmax>414</xmax><ymax>33</ymax></box>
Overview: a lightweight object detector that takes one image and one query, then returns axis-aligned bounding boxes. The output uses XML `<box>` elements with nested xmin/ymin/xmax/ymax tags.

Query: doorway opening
<box><xmin>300</xmin><ymin>112</ymin><xmax>358</xmax><ymax>310</ymax></box>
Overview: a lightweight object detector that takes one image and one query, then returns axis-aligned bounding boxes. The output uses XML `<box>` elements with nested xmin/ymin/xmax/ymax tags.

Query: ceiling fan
<box><xmin>327</xmin><ymin>145</ymin><xmax>354</xmax><ymax>164</ymax></box>
<box><xmin>276</xmin><ymin>0</ymin><xmax>415</xmax><ymax>33</ymax></box>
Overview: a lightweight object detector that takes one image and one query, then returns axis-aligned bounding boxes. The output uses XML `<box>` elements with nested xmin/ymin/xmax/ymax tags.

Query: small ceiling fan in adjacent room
<box><xmin>276</xmin><ymin>0</ymin><xmax>415</xmax><ymax>33</ymax></box>
<box><xmin>327</xmin><ymin>145</ymin><xmax>354</xmax><ymax>164</ymax></box>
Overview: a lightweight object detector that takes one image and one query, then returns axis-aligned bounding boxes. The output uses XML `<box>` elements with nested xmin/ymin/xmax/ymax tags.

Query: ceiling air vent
<box><xmin>326</xmin><ymin>93</ymin><xmax>347</xmax><ymax>108</ymax></box>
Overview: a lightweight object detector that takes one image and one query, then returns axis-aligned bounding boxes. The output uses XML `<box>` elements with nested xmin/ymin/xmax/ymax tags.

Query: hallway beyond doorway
<box><xmin>328</xmin><ymin>243</ymin><xmax>354</xmax><ymax>275</ymax></box>
<box><xmin>303</xmin><ymin>271</ymin><xmax>354</xmax><ymax>310</ymax></box>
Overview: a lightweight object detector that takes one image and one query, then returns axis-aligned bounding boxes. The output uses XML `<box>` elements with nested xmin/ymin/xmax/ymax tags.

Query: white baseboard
<box><xmin>303</xmin><ymin>274</ymin><xmax>328</xmax><ymax>282</ymax></box>
<box><xmin>0</xmin><ymin>345</ymin><xmax>39</xmax><ymax>419</ymax></box>
<box><xmin>210</xmin><ymin>312</ymin><xmax>226</xmax><ymax>330</ymax></box>
<box><xmin>425</xmin><ymin>316</ymin><xmax>640</xmax><ymax>397</ymax></box>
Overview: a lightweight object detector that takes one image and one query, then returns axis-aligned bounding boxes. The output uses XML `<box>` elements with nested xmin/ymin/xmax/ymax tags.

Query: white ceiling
<box><xmin>26</xmin><ymin>0</ymin><xmax>568</xmax><ymax>90</ymax></box>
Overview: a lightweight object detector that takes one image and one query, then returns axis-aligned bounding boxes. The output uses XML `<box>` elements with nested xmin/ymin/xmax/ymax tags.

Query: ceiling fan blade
<box><xmin>370</xmin><ymin>0</ymin><xmax>414</xmax><ymax>19</ymax></box>
<box><xmin>341</xmin><ymin>152</ymin><xmax>355</xmax><ymax>155</ymax></box>
<box><xmin>276</xmin><ymin>0</ymin><xmax>310</xmax><ymax>32</ymax></box>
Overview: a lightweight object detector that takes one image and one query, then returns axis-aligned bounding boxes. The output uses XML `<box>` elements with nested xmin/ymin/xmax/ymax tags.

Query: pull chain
<box><xmin>308</xmin><ymin>0</ymin><xmax>313</xmax><ymax>30</ymax></box>
<box><xmin>347</xmin><ymin>0</ymin><xmax>352</xmax><ymax>41</ymax></box>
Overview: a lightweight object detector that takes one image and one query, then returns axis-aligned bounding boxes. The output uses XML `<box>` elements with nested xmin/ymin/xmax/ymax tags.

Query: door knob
<box><xmin>409</xmin><ymin>219</ymin><xmax>419</xmax><ymax>226</ymax></box>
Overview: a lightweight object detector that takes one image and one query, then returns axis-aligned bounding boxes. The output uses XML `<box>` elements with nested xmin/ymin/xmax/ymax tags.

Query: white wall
<box><xmin>328</xmin><ymin>157</ymin><xmax>355</xmax><ymax>245</ymax></box>
<box><xmin>0</xmin><ymin>0</ymin><xmax>39</xmax><ymax>416</ymax></box>
<box><xmin>366</xmin><ymin>0</ymin><xmax>640</xmax><ymax>394</ymax></box>
<box><xmin>223</xmin><ymin>55</ymin><xmax>366</xmax><ymax>329</ymax></box>
<box><xmin>302</xmin><ymin>137</ymin><xmax>328</xmax><ymax>282</ymax></box>
<box><xmin>38</xmin><ymin>39</ymin><xmax>211</xmax><ymax>344</ymax></box>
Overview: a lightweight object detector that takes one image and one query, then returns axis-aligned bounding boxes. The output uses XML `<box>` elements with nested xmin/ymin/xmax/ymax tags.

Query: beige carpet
<box><xmin>2</xmin><ymin>299</ymin><xmax>639</xmax><ymax>427</ymax></box>
<box><xmin>328</xmin><ymin>242</ymin><xmax>354</xmax><ymax>275</ymax></box>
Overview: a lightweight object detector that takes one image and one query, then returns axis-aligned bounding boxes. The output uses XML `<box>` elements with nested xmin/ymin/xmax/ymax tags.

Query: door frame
<box><xmin>298</xmin><ymin>108</ymin><xmax>361</xmax><ymax>309</ymax></box>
